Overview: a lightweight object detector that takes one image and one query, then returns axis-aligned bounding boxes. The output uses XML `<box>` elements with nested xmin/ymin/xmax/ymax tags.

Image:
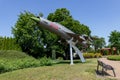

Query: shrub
<box><xmin>83</xmin><ymin>53</ymin><xmax>102</xmax><ymax>58</ymax></box>
<box><xmin>0</xmin><ymin>50</ymin><xmax>28</xmax><ymax>59</ymax></box>
<box><xmin>94</xmin><ymin>53</ymin><xmax>102</xmax><ymax>58</ymax></box>
<box><xmin>0</xmin><ymin>50</ymin><xmax>40</xmax><ymax>72</ymax></box>
<box><xmin>57</xmin><ymin>57</ymin><xmax>63</xmax><ymax>60</ymax></box>
<box><xmin>39</xmin><ymin>57</ymin><xmax>53</xmax><ymax>66</ymax></box>
<box><xmin>107</xmin><ymin>55</ymin><xmax>120</xmax><ymax>61</ymax></box>
<box><xmin>0</xmin><ymin>62</ymin><xmax>5</xmax><ymax>73</ymax></box>
<box><xmin>17</xmin><ymin>58</ymin><xmax>40</xmax><ymax>69</ymax></box>
<box><xmin>0</xmin><ymin>37</ymin><xmax>21</xmax><ymax>51</ymax></box>
<box><xmin>83</xmin><ymin>53</ymin><xmax>94</xmax><ymax>58</ymax></box>
<box><xmin>0</xmin><ymin>58</ymin><xmax>41</xmax><ymax>73</ymax></box>
<box><xmin>0</xmin><ymin>50</ymin><xmax>54</xmax><ymax>73</ymax></box>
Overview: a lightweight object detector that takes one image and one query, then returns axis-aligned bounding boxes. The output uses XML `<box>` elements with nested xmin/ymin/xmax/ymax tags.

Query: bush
<box><xmin>57</xmin><ymin>57</ymin><xmax>63</xmax><ymax>60</ymax></box>
<box><xmin>0</xmin><ymin>58</ymin><xmax>41</xmax><ymax>73</ymax></box>
<box><xmin>39</xmin><ymin>57</ymin><xmax>53</xmax><ymax>66</ymax></box>
<box><xmin>0</xmin><ymin>50</ymin><xmax>28</xmax><ymax>59</ymax></box>
<box><xmin>0</xmin><ymin>37</ymin><xmax>21</xmax><ymax>51</ymax></box>
<box><xmin>0</xmin><ymin>62</ymin><xmax>5</xmax><ymax>73</ymax></box>
<box><xmin>16</xmin><ymin>58</ymin><xmax>40</xmax><ymax>69</ymax></box>
<box><xmin>0</xmin><ymin>50</ymin><xmax>40</xmax><ymax>72</ymax></box>
<box><xmin>0</xmin><ymin>50</ymin><xmax>54</xmax><ymax>73</ymax></box>
<box><xmin>94</xmin><ymin>53</ymin><xmax>102</xmax><ymax>58</ymax></box>
<box><xmin>83</xmin><ymin>53</ymin><xmax>102</xmax><ymax>58</ymax></box>
<box><xmin>107</xmin><ymin>55</ymin><xmax>120</xmax><ymax>61</ymax></box>
<box><xmin>83</xmin><ymin>53</ymin><xmax>94</xmax><ymax>58</ymax></box>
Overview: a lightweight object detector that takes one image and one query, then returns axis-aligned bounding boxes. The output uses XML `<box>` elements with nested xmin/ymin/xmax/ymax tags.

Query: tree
<box><xmin>0</xmin><ymin>36</ymin><xmax>21</xmax><ymax>50</ymax></box>
<box><xmin>48</xmin><ymin>8</ymin><xmax>91</xmax><ymax>35</ymax></box>
<box><xmin>109</xmin><ymin>30</ymin><xmax>120</xmax><ymax>52</ymax></box>
<box><xmin>12</xmin><ymin>8</ymin><xmax>91</xmax><ymax>59</ymax></box>
<box><xmin>92</xmin><ymin>36</ymin><xmax>106</xmax><ymax>52</ymax></box>
<box><xmin>47</xmin><ymin>8</ymin><xmax>71</xmax><ymax>22</ymax></box>
<box><xmin>12</xmin><ymin>11</ymin><xmax>44</xmax><ymax>57</ymax></box>
<box><xmin>47</xmin><ymin>8</ymin><xmax>91</xmax><ymax>59</ymax></box>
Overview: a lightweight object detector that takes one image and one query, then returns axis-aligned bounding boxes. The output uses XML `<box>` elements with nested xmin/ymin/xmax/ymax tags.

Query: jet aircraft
<box><xmin>31</xmin><ymin>16</ymin><xmax>92</xmax><ymax>64</ymax></box>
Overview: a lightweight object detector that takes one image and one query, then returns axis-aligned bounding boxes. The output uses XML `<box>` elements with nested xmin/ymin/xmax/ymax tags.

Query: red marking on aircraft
<box><xmin>50</xmin><ymin>23</ymin><xmax>59</xmax><ymax>30</ymax></box>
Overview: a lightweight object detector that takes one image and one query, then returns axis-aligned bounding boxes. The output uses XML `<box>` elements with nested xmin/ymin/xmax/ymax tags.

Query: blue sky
<box><xmin>0</xmin><ymin>0</ymin><xmax>120</xmax><ymax>45</ymax></box>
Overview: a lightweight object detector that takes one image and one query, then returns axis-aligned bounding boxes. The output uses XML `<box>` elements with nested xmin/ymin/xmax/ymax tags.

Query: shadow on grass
<box><xmin>53</xmin><ymin>58</ymin><xmax>96</xmax><ymax>66</ymax></box>
<box><xmin>95</xmin><ymin>70</ymin><xmax>115</xmax><ymax>77</ymax></box>
<box><xmin>59</xmin><ymin>60</ymin><xmax>81</xmax><ymax>64</ymax></box>
<box><xmin>55</xmin><ymin>59</ymin><xmax>90</xmax><ymax>65</ymax></box>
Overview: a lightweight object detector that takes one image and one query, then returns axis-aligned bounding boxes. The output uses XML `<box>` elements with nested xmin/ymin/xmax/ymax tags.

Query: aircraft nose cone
<box><xmin>31</xmin><ymin>17</ymin><xmax>40</xmax><ymax>22</ymax></box>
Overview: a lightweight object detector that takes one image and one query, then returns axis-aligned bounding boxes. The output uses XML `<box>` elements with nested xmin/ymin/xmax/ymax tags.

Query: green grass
<box><xmin>0</xmin><ymin>59</ymin><xmax>116</xmax><ymax>80</ymax></box>
<box><xmin>107</xmin><ymin>55</ymin><xmax>120</xmax><ymax>61</ymax></box>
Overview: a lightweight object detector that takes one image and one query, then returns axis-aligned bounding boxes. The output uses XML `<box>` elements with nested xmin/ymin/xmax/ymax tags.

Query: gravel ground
<box><xmin>98</xmin><ymin>58</ymin><xmax>120</xmax><ymax>79</ymax></box>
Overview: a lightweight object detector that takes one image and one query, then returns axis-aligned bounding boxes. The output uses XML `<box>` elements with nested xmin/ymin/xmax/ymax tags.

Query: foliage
<box><xmin>0</xmin><ymin>50</ymin><xmax>39</xmax><ymax>73</ymax></box>
<box><xmin>12</xmin><ymin>11</ymin><xmax>44</xmax><ymax>57</ymax></box>
<box><xmin>47</xmin><ymin>8</ymin><xmax>70</xmax><ymax>22</ymax></box>
<box><xmin>109</xmin><ymin>30</ymin><xmax>120</xmax><ymax>52</ymax></box>
<box><xmin>94</xmin><ymin>53</ymin><xmax>102</xmax><ymax>58</ymax></box>
<box><xmin>47</xmin><ymin>8</ymin><xmax>91</xmax><ymax>59</ymax></box>
<box><xmin>107</xmin><ymin>55</ymin><xmax>120</xmax><ymax>61</ymax></box>
<box><xmin>39</xmin><ymin>57</ymin><xmax>53</xmax><ymax>66</ymax></box>
<box><xmin>0</xmin><ymin>50</ymin><xmax>54</xmax><ymax>73</ymax></box>
<box><xmin>57</xmin><ymin>57</ymin><xmax>64</xmax><ymax>60</ymax></box>
<box><xmin>0</xmin><ymin>63</ymin><xmax>5</xmax><ymax>73</ymax></box>
<box><xmin>48</xmin><ymin>8</ymin><xmax>91</xmax><ymax>35</ymax></box>
<box><xmin>91</xmin><ymin>36</ymin><xmax>106</xmax><ymax>52</ymax></box>
<box><xmin>102</xmin><ymin>50</ymin><xmax>109</xmax><ymax>55</ymax></box>
<box><xmin>0</xmin><ymin>59</ymin><xmax>114</xmax><ymax>80</ymax></box>
<box><xmin>0</xmin><ymin>37</ymin><xmax>21</xmax><ymax>51</ymax></box>
<box><xmin>12</xmin><ymin>8</ymin><xmax>91</xmax><ymax>58</ymax></box>
<box><xmin>83</xmin><ymin>53</ymin><xmax>102</xmax><ymax>58</ymax></box>
<box><xmin>0</xmin><ymin>50</ymin><xmax>28</xmax><ymax>58</ymax></box>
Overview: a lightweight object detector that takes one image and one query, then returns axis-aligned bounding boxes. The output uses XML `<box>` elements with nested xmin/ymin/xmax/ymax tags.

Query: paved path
<box><xmin>98</xmin><ymin>58</ymin><xmax>120</xmax><ymax>79</ymax></box>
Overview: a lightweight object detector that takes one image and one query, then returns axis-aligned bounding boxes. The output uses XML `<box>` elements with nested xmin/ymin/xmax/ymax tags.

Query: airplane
<box><xmin>31</xmin><ymin>16</ymin><xmax>92</xmax><ymax>64</ymax></box>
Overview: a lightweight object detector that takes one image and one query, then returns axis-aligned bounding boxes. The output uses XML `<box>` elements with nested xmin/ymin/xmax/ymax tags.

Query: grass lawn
<box><xmin>0</xmin><ymin>58</ymin><xmax>116</xmax><ymax>80</ymax></box>
<box><xmin>107</xmin><ymin>55</ymin><xmax>120</xmax><ymax>61</ymax></box>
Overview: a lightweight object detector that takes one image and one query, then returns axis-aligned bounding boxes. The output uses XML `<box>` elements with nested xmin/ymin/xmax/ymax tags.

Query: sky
<box><xmin>0</xmin><ymin>0</ymin><xmax>120</xmax><ymax>45</ymax></box>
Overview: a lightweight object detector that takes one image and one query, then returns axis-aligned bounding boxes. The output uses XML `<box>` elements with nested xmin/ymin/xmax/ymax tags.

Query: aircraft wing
<box><xmin>66</xmin><ymin>32</ymin><xmax>86</xmax><ymax>42</ymax></box>
<box><xmin>66</xmin><ymin>32</ymin><xmax>92</xmax><ymax>46</ymax></box>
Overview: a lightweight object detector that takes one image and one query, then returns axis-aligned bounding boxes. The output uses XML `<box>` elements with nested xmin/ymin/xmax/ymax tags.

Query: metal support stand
<box><xmin>72</xmin><ymin>45</ymin><xmax>85</xmax><ymax>62</ymax></box>
<box><xmin>70</xmin><ymin>42</ymin><xmax>73</xmax><ymax>65</ymax></box>
<box><xmin>67</xmin><ymin>37</ymin><xmax>85</xmax><ymax>64</ymax></box>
